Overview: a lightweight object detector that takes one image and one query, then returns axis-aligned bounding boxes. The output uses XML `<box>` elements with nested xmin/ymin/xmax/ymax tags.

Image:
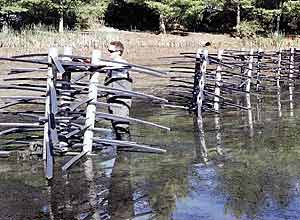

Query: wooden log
<box><xmin>62</xmin><ymin>151</ymin><xmax>88</xmax><ymax>171</ymax></box>
<box><xmin>61</xmin><ymin>47</ymin><xmax>72</xmax><ymax>112</ymax></box>
<box><xmin>44</xmin><ymin>47</ymin><xmax>58</xmax><ymax>180</ymax></box>
<box><xmin>83</xmin><ymin>50</ymin><xmax>101</xmax><ymax>153</ymax></box>
<box><xmin>96</xmin><ymin>112</ymin><xmax>170</xmax><ymax>131</ymax></box>
<box><xmin>214</xmin><ymin>49</ymin><xmax>223</xmax><ymax>112</ymax></box>
<box><xmin>256</xmin><ymin>48</ymin><xmax>263</xmax><ymax>91</ymax></box>
<box><xmin>276</xmin><ymin>48</ymin><xmax>282</xmax><ymax>89</ymax></box>
<box><xmin>93</xmin><ymin>138</ymin><xmax>166</xmax><ymax>153</ymax></box>
<box><xmin>197</xmin><ymin>49</ymin><xmax>208</xmax><ymax>117</ymax></box>
<box><xmin>289</xmin><ymin>47</ymin><xmax>294</xmax><ymax>86</ymax></box>
<box><xmin>245</xmin><ymin>49</ymin><xmax>254</xmax><ymax>93</ymax></box>
<box><xmin>0</xmin><ymin>57</ymin><xmax>48</xmax><ymax>65</ymax></box>
<box><xmin>0</xmin><ymin>123</ymin><xmax>42</xmax><ymax>127</ymax></box>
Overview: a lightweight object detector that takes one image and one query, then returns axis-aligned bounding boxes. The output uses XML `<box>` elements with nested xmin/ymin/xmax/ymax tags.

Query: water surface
<box><xmin>1</xmin><ymin>87</ymin><xmax>300</xmax><ymax>220</ymax></box>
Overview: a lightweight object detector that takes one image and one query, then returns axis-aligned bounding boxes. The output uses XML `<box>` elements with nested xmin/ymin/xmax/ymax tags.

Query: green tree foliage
<box><xmin>0</xmin><ymin>0</ymin><xmax>110</xmax><ymax>31</ymax></box>
<box><xmin>0</xmin><ymin>0</ymin><xmax>300</xmax><ymax>35</ymax></box>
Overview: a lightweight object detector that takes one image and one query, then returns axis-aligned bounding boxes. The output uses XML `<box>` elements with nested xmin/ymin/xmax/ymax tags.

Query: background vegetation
<box><xmin>1</xmin><ymin>0</ymin><xmax>300</xmax><ymax>37</ymax></box>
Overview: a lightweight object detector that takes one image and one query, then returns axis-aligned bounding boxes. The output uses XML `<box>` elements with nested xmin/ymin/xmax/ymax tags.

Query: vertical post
<box><xmin>214</xmin><ymin>49</ymin><xmax>223</xmax><ymax>112</ymax></box>
<box><xmin>246</xmin><ymin>49</ymin><xmax>254</xmax><ymax>137</ymax></box>
<box><xmin>240</xmin><ymin>48</ymin><xmax>246</xmax><ymax>88</ymax></box>
<box><xmin>61</xmin><ymin>47</ymin><xmax>72</xmax><ymax>114</ymax></box>
<box><xmin>256</xmin><ymin>48</ymin><xmax>263</xmax><ymax>91</ymax></box>
<box><xmin>289</xmin><ymin>47</ymin><xmax>294</xmax><ymax>117</ymax></box>
<box><xmin>197</xmin><ymin>49</ymin><xmax>207</xmax><ymax>117</ymax></box>
<box><xmin>246</xmin><ymin>48</ymin><xmax>254</xmax><ymax>93</ymax></box>
<box><xmin>289</xmin><ymin>47</ymin><xmax>294</xmax><ymax>85</ymax></box>
<box><xmin>83</xmin><ymin>50</ymin><xmax>101</xmax><ymax>153</ymax></box>
<box><xmin>276</xmin><ymin>48</ymin><xmax>282</xmax><ymax>89</ymax></box>
<box><xmin>44</xmin><ymin>47</ymin><xmax>58</xmax><ymax>180</ymax></box>
<box><xmin>214</xmin><ymin>114</ymin><xmax>223</xmax><ymax>155</ymax></box>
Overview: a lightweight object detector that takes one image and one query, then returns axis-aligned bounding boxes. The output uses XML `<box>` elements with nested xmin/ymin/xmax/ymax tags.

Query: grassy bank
<box><xmin>0</xmin><ymin>29</ymin><xmax>299</xmax><ymax>95</ymax></box>
<box><xmin>1</xmin><ymin>29</ymin><xmax>300</xmax><ymax>65</ymax></box>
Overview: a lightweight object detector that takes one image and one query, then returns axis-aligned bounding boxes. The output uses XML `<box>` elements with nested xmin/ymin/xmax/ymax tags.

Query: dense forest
<box><xmin>0</xmin><ymin>0</ymin><xmax>300</xmax><ymax>37</ymax></box>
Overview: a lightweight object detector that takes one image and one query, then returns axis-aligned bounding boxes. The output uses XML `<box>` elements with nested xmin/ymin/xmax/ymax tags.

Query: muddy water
<box><xmin>1</xmin><ymin>85</ymin><xmax>300</xmax><ymax>220</ymax></box>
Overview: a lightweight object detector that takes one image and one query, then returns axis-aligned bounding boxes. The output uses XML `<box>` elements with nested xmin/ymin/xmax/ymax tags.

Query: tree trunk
<box><xmin>275</xmin><ymin>1</ymin><xmax>283</xmax><ymax>36</ymax></box>
<box><xmin>159</xmin><ymin>14</ymin><xmax>166</xmax><ymax>34</ymax></box>
<box><xmin>59</xmin><ymin>13</ymin><xmax>64</xmax><ymax>33</ymax></box>
<box><xmin>275</xmin><ymin>14</ymin><xmax>280</xmax><ymax>36</ymax></box>
<box><xmin>236</xmin><ymin>1</ymin><xmax>241</xmax><ymax>36</ymax></box>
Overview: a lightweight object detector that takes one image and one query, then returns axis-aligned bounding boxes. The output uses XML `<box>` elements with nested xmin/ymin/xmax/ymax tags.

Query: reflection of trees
<box><xmin>218</xmin><ymin>148</ymin><xmax>299</xmax><ymax>219</ymax></box>
<box><xmin>108</xmin><ymin>151</ymin><xmax>134</xmax><ymax>220</ymax></box>
<box><xmin>0</xmin><ymin>160</ymin><xmax>101</xmax><ymax>220</ymax></box>
<box><xmin>132</xmin><ymin>157</ymin><xmax>189</xmax><ymax>220</ymax></box>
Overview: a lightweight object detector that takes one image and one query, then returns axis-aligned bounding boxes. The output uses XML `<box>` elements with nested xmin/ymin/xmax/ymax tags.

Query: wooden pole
<box><xmin>214</xmin><ymin>49</ymin><xmax>223</xmax><ymax>112</ymax></box>
<box><xmin>246</xmin><ymin>49</ymin><xmax>254</xmax><ymax>137</ymax></box>
<box><xmin>289</xmin><ymin>47</ymin><xmax>294</xmax><ymax>117</ymax></box>
<box><xmin>197</xmin><ymin>49</ymin><xmax>207</xmax><ymax>117</ymax></box>
<box><xmin>289</xmin><ymin>47</ymin><xmax>294</xmax><ymax>86</ymax></box>
<box><xmin>83</xmin><ymin>50</ymin><xmax>101</xmax><ymax>153</ymax></box>
<box><xmin>245</xmin><ymin>48</ymin><xmax>254</xmax><ymax>93</ymax></box>
<box><xmin>44</xmin><ymin>47</ymin><xmax>58</xmax><ymax>180</ymax></box>
<box><xmin>256</xmin><ymin>48</ymin><xmax>263</xmax><ymax>91</ymax></box>
<box><xmin>61</xmin><ymin>47</ymin><xmax>72</xmax><ymax>113</ymax></box>
<box><xmin>276</xmin><ymin>48</ymin><xmax>282</xmax><ymax>89</ymax></box>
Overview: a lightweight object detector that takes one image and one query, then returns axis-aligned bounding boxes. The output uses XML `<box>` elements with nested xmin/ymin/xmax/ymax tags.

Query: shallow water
<box><xmin>1</xmin><ymin>86</ymin><xmax>300</xmax><ymax>220</ymax></box>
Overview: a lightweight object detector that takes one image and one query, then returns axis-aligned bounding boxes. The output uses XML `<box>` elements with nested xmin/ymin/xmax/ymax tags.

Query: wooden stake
<box><xmin>214</xmin><ymin>49</ymin><xmax>223</xmax><ymax>112</ymax></box>
<box><xmin>245</xmin><ymin>49</ymin><xmax>254</xmax><ymax>93</ymax></box>
<box><xmin>276</xmin><ymin>48</ymin><xmax>282</xmax><ymax>89</ymax></box>
<box><xmin>44</xmin><ymin>47</ymin><xmax>58</xmax><ymax>180</ymax></box>
<box><xmin>197</xmin><ymin>49</ymin><xmax>208</xmax><ymax>117</ymax></box>
<box><xmin>61</xmin><ymin>47</ymin><xmax>72</xmax><ymax>113</ymax></box>
<box><xmin>83</xmin><ymin>50</ymin><xmax>101</xmax><ymax>153</ymax></box>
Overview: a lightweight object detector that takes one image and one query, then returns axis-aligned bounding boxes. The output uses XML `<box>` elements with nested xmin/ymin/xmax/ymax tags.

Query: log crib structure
<box><xmin>0</xmin><ymin>47</ymin><xmax>170</xmax><ymax>180</ymax></box>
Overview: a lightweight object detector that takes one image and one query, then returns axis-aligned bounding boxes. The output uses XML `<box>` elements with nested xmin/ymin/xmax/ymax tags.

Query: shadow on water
<box><xmin>2</xmin><ymin>86</ymin><xmax>300</xmax><ymax>219</ymax></box>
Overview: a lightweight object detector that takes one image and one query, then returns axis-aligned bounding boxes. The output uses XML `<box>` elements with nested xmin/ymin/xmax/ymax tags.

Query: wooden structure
<box><xmin>166</xmin><ymin>47</ymin><xmax>300</xmax><ymax>116</ymax></box>
<box><xmin>0</xmin><ymin>47</ymin><xmax>169</xmax><ymax>180</ymax></box>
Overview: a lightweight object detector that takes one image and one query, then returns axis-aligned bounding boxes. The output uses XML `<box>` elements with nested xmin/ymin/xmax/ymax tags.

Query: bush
<box><xmin>235</xmin><ymin>21</ymin><xmax>264</xmax><ymax>38</ymax></box>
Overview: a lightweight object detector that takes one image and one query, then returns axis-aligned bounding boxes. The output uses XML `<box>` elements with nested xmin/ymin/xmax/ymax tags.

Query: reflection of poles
<box><xmin>46</xmin><ymin>182</ymin><xmax>55</xmax><ymax>220</ymax></box>
<box><xmin>289</xmin><ymin>85</ymin><xmax>294</xmax><ymax>117</ymax></box>
<box><xmin>84</xmin><ymin>158</ymin><xmax>100</xmax><ymax>220</ymax></box>
<box><xmin>214</xmin><ymin>114</ymin><xmax>223</xmax><ymax>155</ymax></box>
<box><xmin>256</xmin><ymin>95</ymin><xmax>261</xmax><ymax>122</ymax></box>
<box><xmin>277</xmin><ymin>89</ymin><xmax>282</xmax><ymax>118</ymax></box>
<box><xmin>108</xmin><ymin>152</ymin><xmax>134</xmax><ymax>219</ymax></box>
<box><xmin>193</xmin><ymin>116</ymin><xmax>208</xmax><ymax>163</ymax></box>
<box><xmin>246</xmin><ymin>94</ymin><xmax>253</xmax><ymax>137</ymax></box>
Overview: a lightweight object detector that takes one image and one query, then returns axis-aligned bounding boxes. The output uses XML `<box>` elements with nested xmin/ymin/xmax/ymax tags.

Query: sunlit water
<box><xmin>1</xmin><ymin>86</ymin><xmax>300</xmax><ymax>220</ymax></box>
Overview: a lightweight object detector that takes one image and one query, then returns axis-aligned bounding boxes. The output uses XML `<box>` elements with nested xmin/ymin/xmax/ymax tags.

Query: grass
<box><xmin>1</xmin><ymin>28</ymin><xmax>300</xmax><ymax>64</ymax></box>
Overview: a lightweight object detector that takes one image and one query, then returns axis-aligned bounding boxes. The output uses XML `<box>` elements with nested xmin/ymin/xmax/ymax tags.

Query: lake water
<box><xmin>1</xmin><ymin>85</ymin><xmax>300</xmax><ymax>220</ymax></box>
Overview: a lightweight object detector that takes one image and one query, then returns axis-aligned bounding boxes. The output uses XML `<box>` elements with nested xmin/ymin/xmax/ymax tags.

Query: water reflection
<box><xmin>289</xmin><ymin>84</ymin><xmax>294</xmax><ymax>117</ymax></box>
<box><xmin>193</xmin><ymin>115</ymin><xmax>208</xmax><ymax>164</ymax></box>
<box><xmin>3</xmin><ymin>89</ymin><xmax>300</xmax><ymax>219</ymax></box>
<box><xmin>277</xmin><ymin>89</ymin><xmax>282</xmax><ymax>118</ymax></box>
<box><xmin>108</xmin><ymin>151</ymin><xmax>134</xmax><ymax>220</ymax></box>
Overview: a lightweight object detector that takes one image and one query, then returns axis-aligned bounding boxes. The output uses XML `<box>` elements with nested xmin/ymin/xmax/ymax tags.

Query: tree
<box><xmin>130</xmin><ymin>0</ymin><xmax>224</xmax><ymax>33</ymax></box>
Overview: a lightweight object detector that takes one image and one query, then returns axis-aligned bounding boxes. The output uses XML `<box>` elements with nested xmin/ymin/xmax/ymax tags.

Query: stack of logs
<box><xmin>0</xmin><ymin>47</ymin><xmax>170</xmax><ymax>179</ymax></box>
